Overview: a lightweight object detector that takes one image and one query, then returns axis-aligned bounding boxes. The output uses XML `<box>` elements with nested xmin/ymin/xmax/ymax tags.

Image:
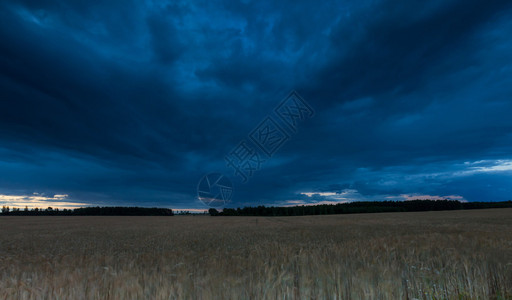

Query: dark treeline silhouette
<box><xmin>0</xmin><ymin>206</ymin><xmax>174</xmax><ymax>216</ymax></box>
<box><xmin>208</xmin><ymin>200</ymin><xmax>512</xmax><ymax>216</ymax></box>
<box><xmin>2</xmin><ymin>200</ymin><xmax>511</xmax><ymax>217</ymax></box>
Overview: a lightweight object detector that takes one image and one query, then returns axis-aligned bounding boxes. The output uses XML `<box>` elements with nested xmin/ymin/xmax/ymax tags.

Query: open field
<box><xmin>1</xmin><ymin>209</ymin><xmax>512</xmax><ymax>299</ymax></box>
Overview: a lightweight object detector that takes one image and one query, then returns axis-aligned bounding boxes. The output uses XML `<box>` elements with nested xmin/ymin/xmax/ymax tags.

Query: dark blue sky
<box><xmin>1</xmin><ymin>0</ymin><xmax>511</xmax><ymax>210</ymax></box>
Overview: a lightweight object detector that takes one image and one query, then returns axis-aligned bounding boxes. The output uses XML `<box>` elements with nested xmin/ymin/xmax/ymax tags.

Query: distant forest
<box><xmin>208</xmin><ymin>200</ymin><xmax>512</xmax><ymax>216</ymax></box>
<box><xmin>1</xmin><ymin>200</ymin><xmax>512</xmax><ymax>216</ymax></box>
<box><xmin>0</xmin><ymin>206</ymin><xmax>174</xmax><ymax>216</ymax></box>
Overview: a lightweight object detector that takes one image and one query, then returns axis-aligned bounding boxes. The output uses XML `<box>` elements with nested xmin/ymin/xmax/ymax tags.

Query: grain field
<box><xmin>1</xmin><ymin>209</ymin><xmax>512</xmax><ymax>299</ymax></box>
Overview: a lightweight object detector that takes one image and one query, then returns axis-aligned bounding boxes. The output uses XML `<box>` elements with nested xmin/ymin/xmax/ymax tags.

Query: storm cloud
<box><xmin>1</xmin><ymin>0</ymin><xmax>511</xmax><ymax>209</ymax></box>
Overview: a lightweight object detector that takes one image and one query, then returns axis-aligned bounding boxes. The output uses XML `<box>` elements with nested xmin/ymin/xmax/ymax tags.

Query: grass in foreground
<box><xmin>1</xmin><ymin>208</ymin><xmax>512</xmax><ymax>299</ymax></box>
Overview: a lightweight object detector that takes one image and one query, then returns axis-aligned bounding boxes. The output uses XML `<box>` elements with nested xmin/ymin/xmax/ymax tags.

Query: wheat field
<box><xmin>1</xmin><ymin>208</ymin><xmax>512</xmax><ymax>299</ymax></box>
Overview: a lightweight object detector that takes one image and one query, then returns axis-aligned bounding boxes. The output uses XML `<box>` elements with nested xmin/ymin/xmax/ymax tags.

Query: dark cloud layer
<box><xmin>1</xmin><ymin>0</ymin><xmax>511</xmax><ymax>209</ymax></box>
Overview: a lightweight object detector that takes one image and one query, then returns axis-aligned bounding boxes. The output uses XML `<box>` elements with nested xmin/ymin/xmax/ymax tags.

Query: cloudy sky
<box><xmin>1</xmin><ymin>0</ymin><xmax>511</xmax><ymax>210</ymax></box>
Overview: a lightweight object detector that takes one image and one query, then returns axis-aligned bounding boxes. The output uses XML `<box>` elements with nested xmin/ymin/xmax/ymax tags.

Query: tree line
<box><xmin>208</xmin><ymin>200</ymin><xmax>512</xmax><ymax>216</ymax></box>
<box><xmin>0</xmin><ymin>206</ymin><xmax>174</xmax><ymax>216</ymax></box>
<box><xmin>2</xmin><ymin>200</ymin><xmax>511</xmax><ymax>217</ymax></box>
